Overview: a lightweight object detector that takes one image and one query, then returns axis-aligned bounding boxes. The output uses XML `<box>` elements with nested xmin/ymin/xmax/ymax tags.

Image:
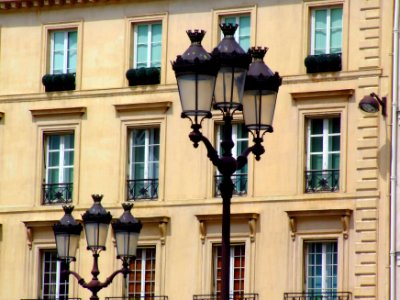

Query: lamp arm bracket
<box><xmin>200</xmin><ymin>134</ymin><xmax>221</xmax><ymax>167</ymax></box>
<box><xmin>237</xmin><ymin>146</ymin><xmax>253</xmax><ymax>170</ymax></box>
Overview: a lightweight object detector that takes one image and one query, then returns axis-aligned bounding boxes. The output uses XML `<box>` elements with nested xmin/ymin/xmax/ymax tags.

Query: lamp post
<box><xmin>172</xmin><ymin>25</ymin><xmax>281</xmax><ymax>300</ymax></box>
<box><xmin>53</xmin><ymin>194</ymin><xmax>142</xmax><ymax>300</ymax></box>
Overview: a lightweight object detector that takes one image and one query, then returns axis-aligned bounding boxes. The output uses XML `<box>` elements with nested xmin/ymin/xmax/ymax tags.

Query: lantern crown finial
<box><xmin>249</xmin><ymin>47</ymin><xmax>268</xmax><ymax>60</ymax></box>
<box><xmin>220</xmin><ymin>23</ymin><xmax>238</xmax><ymax>37</ymax></box>
<box><xmin>186</xmin><ymin>29</ymin><xmax>206</xmax><ymax>44</ymax></box>
<box><xmin>92</xmin><ymin>194</ymin><xmax>103</xmax><ymax>202</ymax></box>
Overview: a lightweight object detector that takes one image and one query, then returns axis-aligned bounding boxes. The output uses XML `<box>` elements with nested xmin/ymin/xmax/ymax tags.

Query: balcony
<box><xmin>42</xmin><ymin>182</ymin><xmax>73</xmax><ymax>204</ymax></box>
<box><xmin>284</xmin><ymin>292</ymin><xmax>352</xmax><ymax>300</ymax></box>
<box><xmin>193</xmin><ymin>294</ymin><xmax>258</xmax><ymax>300</ymax></box>
<box><xmin>215</xmin><ymin>173</ymin><xmax>247</xmax><ymax>197</ymax></box>
<box><xmin>105</xmin><ymin>296</ymin><xmax>168</xmax><ymax>300</ymax></box>
<box><xmin>305</xmin><ymin>169</ymin><xmax>339</xmax><ymax>193</ymax></box>
<box><xmin>127</xmin><ymin>179</ymin><xmax>158</xmax><ymax>200</ymax></box>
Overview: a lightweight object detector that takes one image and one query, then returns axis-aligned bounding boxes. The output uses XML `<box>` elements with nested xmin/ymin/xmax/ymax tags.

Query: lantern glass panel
<box><xmin>214</xmin><ymin>67</ymin><xmax>247</xmax><ymax>107</ymax></box>
<box><xmin>55</xmin><ymin>233</ymin><xmax>80</xmax><ymax>260</ymax></box>
<box><xmin>84</xmin><ymin>222</ymin><xmax>109</xmax><ymax>250</ymax></box>
<box><xmin>115</xmin><ymin>231</ymin><xmax>140</xmax><ymax>258</ymax></box>
<box><xmin>243</xmin><ymin>90</ymin><xmax>277</xmax><ymax>130</ymax></box>
<box><xmin>177</xmin><ymin>74</ymin><xmax>215</xmax><ymax>115</ymax></box>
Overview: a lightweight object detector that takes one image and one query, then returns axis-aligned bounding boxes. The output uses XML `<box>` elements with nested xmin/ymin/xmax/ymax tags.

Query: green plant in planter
<box><xmin>304</xmin><ymin>53</ymin><xmax>342</xmax><ymax>73</ymax></box>
<box><xmin>42</xmin><ymin>73</ymin><xmax>76</xmax><ymax>92</ymax></box>
<box><xmin>126</xmin><ymin>67</ymin><xmax>160</xmax><ymax>86</ymax></box>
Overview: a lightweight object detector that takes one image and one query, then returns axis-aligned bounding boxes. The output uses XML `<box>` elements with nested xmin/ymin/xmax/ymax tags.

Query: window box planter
<box><xmin>126</xmin><ymin>67</ymin><xmax>160</xmax><ymax>86</ymax></box>
<box><xmin>42</xmin><ymin>73</ymin><xmax>76</xmax><ymax>92</ymax></box>
<box><xmin>304</xmin><ymin>53</ymin><xmax>342</xmax><ymax>74</ymax></box>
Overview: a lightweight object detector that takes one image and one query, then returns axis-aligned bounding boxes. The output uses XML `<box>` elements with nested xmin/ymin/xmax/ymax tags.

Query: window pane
<box><xmin>151</xmin><ymin>24</ymin><xmax>162</xmax><ymax>43</ymax></box>
<box><xmin>128</xmin><ymin>247</ymin><xmax>156</xmax><ymax>298</ymax></box>
<box><xmin>63</xmin><ymin>168</ymin><xmax>73</xmax><ymax>183</ymax></box>
<box><xmin>48</xmin><ymin>152</ymin><xmax>60</xmax><ymax>167</ymax></box>
<box><xmin>48</xmin><ymin>135</ymin><xmax>61</xmax><ymax>150</ymax></box>
<box><xmin>64</xmin><ymin>151</ymin><xmax>74</xmax><ymax>166</ymax></box>
<box><xmin>224</xmin><ymin>17</ymin><xmax>236</xmax><ymax>25</ymax></box>
<box><xmin>314</xmin><ymin>30</ymin><xmax>326</xmax><ymax>54</ymax></box>
<box><xmin>330</xmin><ymin>117</ymin><xmax>341</xmax><ymax>133</ymax></box>
<box><xmin>315</xmin><ymin>10</ymin><xmax>327</xmax><ymax>29</ymax></box>
<box><xmin>53</xmin><ymin>32</ymin><xmax>65</xmax><ymax>51</ymax></box>
<box><xmin>238</xmin><ymin>16</ymin><xmax>250</xmax><ymax>50</ymax></box>
<box><xmin>64</xmin><ymin>134</ymin><xmax>74</xmax><ymax>148</ymax></box>
<box><xmin>137</xmin><ymin>25</ymin><xmax>148</xmax><ymax>43</ymax></box>
<box><xmin>329</xmin><ymin>135</ymin><xmax>340</xmax><ymax>152</ymax></box>
<box><xmin>329</xmin><ymin>153</ymin><xmax>340</xmax><ymax>169</ymax></box>
<box><xmin>311</xmin><ymin>154</ymin><xmax>323</xmax><ymax>170</ymax></box>
<box><xmin>310</xmin><ymin>136</ymin><xmax>323</xmax><ymax>152</ymax></box>
<box><xmin>310</xmin><ymin>119</ymin><xmax>323</xmax><ymax>134</ymax></box>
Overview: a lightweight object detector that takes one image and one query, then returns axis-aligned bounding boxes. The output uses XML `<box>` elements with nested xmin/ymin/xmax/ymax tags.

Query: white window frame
<box><xmin>212</xmin><ymin>243</ymin><xmax>246</xmax><ymax>296</ymax></box>
<box><xmin>306</xmin><ymin>117</ymin><xmax>340</xmax><ymax>171</ymax></box>
<box><xmin>220</xmin><ymin>15</ymin><xmax>250</xmax><ymax>49</ymax></box>
<box><xmin>304</xmin><ymin>241</ymin><xmax>338</xmax><ymax>294</ymax></box>
<box><xmin>133</xmin><ymin>23</ymin><xmax>162</xmax><ymax>68</ymax></box>
<box><xmin>50</xmin><ymin>30</ymin><xmax>77</xmax><ymax>74</ymax></box>
<box><xmin>45</xmin><ymin>133</ymin><xmax>74</xmax><ymax>184</ymax></box>
<box><xmin>127</xmin><ymin>246</ymin><xmax>156</xmax><ymax>297</ymax></box>
<box><xmin>41</xmin><ymin>250</ymin><xmax>69</xmax><ymax>299</ymax></box>
<box><xmin>310</xmin><ymin>7</ymin><xmax>343</xmax><ymax>55</ymax></box>
<box><xmin>129</xmin><ymin>128</ymin><xmax>160</xmax><ymax>180</ymax></box>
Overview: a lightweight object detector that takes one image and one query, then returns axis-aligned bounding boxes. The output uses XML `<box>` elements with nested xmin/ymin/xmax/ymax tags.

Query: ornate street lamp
<box><xmin>172</xmin><ymin>25</ymin><xmax>281</xmax><ymax>300</ymax></box>
<box><xmin>53</xmin><ymin>194</ymin><xmax>142</xmax><ymax>300</ymax></box>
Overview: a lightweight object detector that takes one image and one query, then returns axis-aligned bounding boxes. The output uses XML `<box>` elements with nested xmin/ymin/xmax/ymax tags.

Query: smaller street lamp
<box><xmin>53</xmin><ymin>194</ymin><xmax>142</xmax><ymax>300</ymax></box>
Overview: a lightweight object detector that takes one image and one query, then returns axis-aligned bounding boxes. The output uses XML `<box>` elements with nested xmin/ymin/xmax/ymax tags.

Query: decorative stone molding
<box><xmin>23</xmin><ymin>220</ymin><xmax>59</xmax><ymax>250</ymax></box>
<box><xmin>139</xmin><ymin>216</ymin><xmax>170</xmax><ymax>245</ymax></box>
<box><xmin>195</xmin><ymin>213</ymin><xmax>259</xmax><ymax>244</ymax></box>
<box><xmin>291</xmin><ymin>89</ymin><xmax>354</xmax><ymax>101</ymax></box>
<box><xmin>286</xmin><ymin>209</ymin><xmax>352</xmax><ymax>241</ymax></box>
<box><xmin>114</xmin><ymin>101</ymin><xmax>172</xmax><ymax>114</ymax></box>
<box><xmin>30</xmin><ymin>107</ymin><xmax>86</xmax><ymax>118</ymax></box>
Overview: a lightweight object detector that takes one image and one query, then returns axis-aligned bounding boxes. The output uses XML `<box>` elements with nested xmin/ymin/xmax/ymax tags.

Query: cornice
<box><xmin>114</xmin><ymin>101</ymin><xmax>172</xmax><ymax>114</ymax></box>
<box><xmin>0</xmin><ymin>85</ymin><xmax>178</xmax><ymax>104</ymax></box>
<box><xmin>291</xmin><ymin>89</ymin><xmax>354</xmax><ymax>101</ymax></box>
<box><xmin>30</xmin><ymin>106</ymin><xmax>86</xmax><ymax>118</ymax></box>
<box><xmin>0</xmin><ymin>0</ymin><xmax>130</xmax><ymax>11</ymax></box>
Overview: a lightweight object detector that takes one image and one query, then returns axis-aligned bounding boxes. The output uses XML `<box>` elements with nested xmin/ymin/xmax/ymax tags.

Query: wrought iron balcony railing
<box><xmin>193</xmin><ymin>293</ymin><xmax>258</xmax><ymax>300</ymax></box>
<box><xmin>215</xmin><ymin>173</ymin><xmax>247</xmax><ymax>197</ymax></box>
<box><xmin>284</xmin><ymin>292</ymin><xmax>352</xmax><ymax>300</ymax></box>
<box><xmin>305</xmin><ymin>169</ymin><xmax>339</xmax><ymax>193</ymax></box>
<box><xmin>105</xmin><ymin>296</ymin><xmax>168</xmax><ymax>300</ymax></box>
<box><xmin>42</xmin><ymin>182</ymin><xmax>73</xmax><ymax>204</ymax></box>
<box><xmin>127</xmin><ymin>178</ymin><xmax>159</xmax><ymax>200</ymax></box>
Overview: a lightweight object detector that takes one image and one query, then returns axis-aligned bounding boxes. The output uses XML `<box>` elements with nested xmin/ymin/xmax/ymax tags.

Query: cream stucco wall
<box><xmin>0</xmin><ymin>0</ymin><xmax>392</xmax><ymax>300</ymax></box>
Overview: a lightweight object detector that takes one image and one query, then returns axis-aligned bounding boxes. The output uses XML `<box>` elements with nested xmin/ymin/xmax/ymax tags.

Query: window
<box><xmin>221</xmin><ymin>15</ymin><xmax>250</xmax><ymax>50</ymax></box>
<box><xmin>305</xmin><ymin>241</ymin><xmax>338</xmax><ymax>296</ymax></box>
<box><xmin>305</xmin><ymin>117</ymin><xmax>340</xmax><ymax>193</ymax></box>
<box><xmin>40</xmin><ymin>250</ymin><xmax>69</xmax><ymax>300</ymax></box>
<box><xmin>50</xmin><ymin>30</ymin><xmax>77</xmax><ymax>74</ymax></box>
<box><xmin>215</xmin><ymin>124</ymin><xmax>248</xmax><ymax>196</ymax></box>
<box><xmin>212</xmin><ymin>244</ymin><xmax>246</xmax><ymax>298</ymax></box>
<box><xmin>127</xmin><ymin>128</ymin><xmax>159</xmax><ymax>200</ymax></box>
<box><xmin>133</xmin><ymin>23</ymin><xmax>162</xmax><ymax>68</ymax></box>
<box><xmin>311</xmin><ymin>7</ymin><xmax>343</xmax><ymax>55</ymax></box>
<box><xmin>43</xmin><ymin>133</ymin><xmax>74</xmax><ymax>204</ymax></box>
<box><xmin>127</xmin><ymin>247</ymin><xmax>156</xmax><ymax>298</ymax></box>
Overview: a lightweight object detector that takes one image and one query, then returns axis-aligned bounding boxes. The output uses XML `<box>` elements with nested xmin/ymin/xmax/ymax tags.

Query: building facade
<box><xmin>0</xmin><ymin>0</ymin><xmax>393</xmax><ymax>299</ymax></box>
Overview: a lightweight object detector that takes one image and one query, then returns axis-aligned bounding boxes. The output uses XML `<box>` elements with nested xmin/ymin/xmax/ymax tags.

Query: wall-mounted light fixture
<box><xmin>359</xmin><ymin>92</ymin><xmax>387</xmax><ymax>116</ymax></box>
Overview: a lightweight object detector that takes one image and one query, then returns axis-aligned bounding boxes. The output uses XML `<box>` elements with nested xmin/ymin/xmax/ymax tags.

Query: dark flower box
<box><xmin>42</xmin><ymin>73</ymin><xmax>76</xmax><ymax>92</ymax></box>
<box><xmin>304</xmin><ymin>53</ymin><xmax>342</xmax><ymax>74</ymax></box>
<box><xmin>126</xmin><ymin>67</ymin><xmax>160</xmax><ymax>86</ymax></box>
